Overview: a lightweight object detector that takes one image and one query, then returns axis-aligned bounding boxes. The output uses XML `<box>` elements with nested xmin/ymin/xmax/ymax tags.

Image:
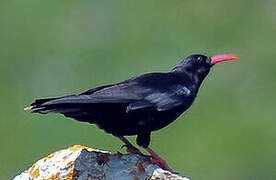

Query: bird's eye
<box><xmin>197</xmin><ymin>56</ymin><xmax>202</xmax><ymax>61</ymax></box>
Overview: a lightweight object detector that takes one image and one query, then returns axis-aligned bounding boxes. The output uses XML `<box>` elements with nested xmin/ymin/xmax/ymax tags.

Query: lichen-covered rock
<box><xmin>13</xmin><ymin>145</ymin><xmax>190</xmax><ymax>180</ymax></box>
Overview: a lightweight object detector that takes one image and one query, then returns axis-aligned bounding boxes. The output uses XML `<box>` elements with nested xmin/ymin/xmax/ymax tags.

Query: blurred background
<box><xmin>1</xmin><ymin>0</ymin><xmax>276</xmax><ymax>179</ymax></box>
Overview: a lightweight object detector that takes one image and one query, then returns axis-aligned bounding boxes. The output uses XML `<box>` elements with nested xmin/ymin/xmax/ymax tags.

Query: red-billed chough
<box><xmin>25</xmin><ymin>54</ymin><xmax>239</xmax><ymax>170</ymax></box>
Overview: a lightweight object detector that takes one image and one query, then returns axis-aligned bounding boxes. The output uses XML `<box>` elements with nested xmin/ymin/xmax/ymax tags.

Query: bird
<box><xmin>25</xmin><ymin>54</ymin><xmax>239</xmax><ymax>170</ymax></box>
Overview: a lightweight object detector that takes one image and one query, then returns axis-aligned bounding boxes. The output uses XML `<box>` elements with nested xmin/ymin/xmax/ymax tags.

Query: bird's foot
<box><xmin>150</xmin><ymin>157</ymin><xmax>172</xmax><ymax>171</ymax></box>
<box><xmin>145</xmin><ymin>147</ymin><xmax>172</xmax><ymax>171</ymax></box>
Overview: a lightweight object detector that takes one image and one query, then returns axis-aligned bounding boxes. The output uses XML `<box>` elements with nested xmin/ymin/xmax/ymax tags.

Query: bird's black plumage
<box><xmin>26</xmin><ymin>54</ymin><xmax>237</xmax><ymax>148</ymax></box>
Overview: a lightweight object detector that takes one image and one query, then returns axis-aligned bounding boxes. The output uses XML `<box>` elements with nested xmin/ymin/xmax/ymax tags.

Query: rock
<box><xmin>13</xmin><ymin>145</ymin><xmax>190</xmax><ymax>180</ymax></box>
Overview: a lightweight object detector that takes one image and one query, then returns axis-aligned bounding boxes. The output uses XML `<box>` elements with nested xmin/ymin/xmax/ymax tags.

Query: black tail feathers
<box><xmin>24</xmin><ymin>95</ymin><xmax>77</xmax><ymax>114</ymax></box>
<box><xmin>24</xmin><ymin>95</ymin><xmax>97</xmax><ymax>123</ymax></box>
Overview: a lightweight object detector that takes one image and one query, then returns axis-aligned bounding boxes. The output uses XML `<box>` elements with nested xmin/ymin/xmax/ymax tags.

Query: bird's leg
<box><xmin>136</xmin><ymin>132</ymin><xmax>171</xmax><ymax>170</ymax></box>
<box><xmin>144</xmin><ymin>147</ymin><xmax>172</xmax><ymax>171</ymax></box>
<box><xmin>118</xmin><ymin>136</ymin><xmax>143</xmax><ymax>155</ymax></box>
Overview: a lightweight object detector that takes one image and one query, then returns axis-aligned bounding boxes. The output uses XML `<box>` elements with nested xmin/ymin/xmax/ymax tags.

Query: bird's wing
<box><xmin>40</xmin><ymin>73</ymin><xmax>191</xmax><ymax>112</ymax></box>
<box><xmin>40</xmin><ymin>81</ymin><xmax>147</xmax><ymax>106</ymax></box>
<box><xmin>127</xmin><ymin>84</ymin><xmax>191</xmax><ymax>112</ymax></box>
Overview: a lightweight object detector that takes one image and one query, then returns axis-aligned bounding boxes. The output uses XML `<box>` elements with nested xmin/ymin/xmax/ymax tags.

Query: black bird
<box><xmin>25</xmin><ymin>54</ymin><xmax>239</xmax><ymax>170</ymax></box>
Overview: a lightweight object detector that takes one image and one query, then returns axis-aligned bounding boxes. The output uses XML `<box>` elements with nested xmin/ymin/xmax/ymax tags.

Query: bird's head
<box><xmin>172</xmin><ymin>54</ymin><xmax>239</xmax><ymax>83</ymax></box>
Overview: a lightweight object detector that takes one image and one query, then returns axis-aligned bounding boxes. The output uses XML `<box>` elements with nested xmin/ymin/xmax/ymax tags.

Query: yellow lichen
<box><xmin>29</xmin><ymin>161</ymin><xmax>39</xmax><ymax>174</ymax></box>
<box><xmin>67</xmin><ymin>168</ymin><xmax>79</xmax><ymax>180</ymax></box>
<box><xmin>68</xmin><ymin>144</ymin><xmax>94</xmax><ymax>152</ymax></box>
<box><xmin>69</xmin><ymin>144</ymin><xmax>90</xmax><ymax>152</ymax></box>
<box><xmin>49</xmin><ymin>172</ymin><xmax>61</xmax><ymax>180</ymax></box>
<box><xmin>30</xmin><ymin>168</ymin><xmax>40</xmax><ymax>178</ymax></box>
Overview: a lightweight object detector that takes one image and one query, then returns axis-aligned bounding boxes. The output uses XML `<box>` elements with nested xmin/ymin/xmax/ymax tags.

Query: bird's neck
<box><xmin>170</xmin><ymin>70</ymin><xmax>206</xmax><ymax>92</ymax></box>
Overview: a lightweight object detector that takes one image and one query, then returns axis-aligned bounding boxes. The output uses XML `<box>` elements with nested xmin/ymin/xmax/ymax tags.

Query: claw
<box><xmin>145</xmin><ymin>147</ymin><xmax>172</xmax><ymax>171</ymax></box>
<box><xmin>150</xmin><ymin>157</ymin><xmax>172</xmax><ymax>171</ymax></box>
<box><xmin>117</xmin><ymin>136</ymin><xmax>150</xmax><ymax>157</ymax></box>
<box><xmin>118</xmin><ymin>136</ymin><xmax>144</xmax><ymax>155</ymax></box>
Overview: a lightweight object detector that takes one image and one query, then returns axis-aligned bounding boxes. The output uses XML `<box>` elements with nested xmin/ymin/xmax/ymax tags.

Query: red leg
<box><xmin>145</xmin><ymin>147</ymin><xmax>172</xmax><ymax>171</ymax></box>
<box><xmin>118</xmin><ymin>136</ymin><xmax>143</xmax><ymax>155</ymax></box>
<box><xmin>117</xmin><ymin>136</ymin><xmax>171</xmax><ymax>170</ymax></box>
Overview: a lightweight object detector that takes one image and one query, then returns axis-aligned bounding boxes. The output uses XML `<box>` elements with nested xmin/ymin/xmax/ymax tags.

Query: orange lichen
<box><xmin>50</xmin><ymin>174</ymin><xmax>60</xmax><ymax>180</ymax></box>
<box><xmin>63</xmin><ymin>155</ymin><xmax>68</xmax><ymax>161</ymax></box>
<box><xmin>68</xmin><ymin>152</ymin><xmax>74</xmax><ymax>157</ymax></box>
<box><xmin>66</xmin><ymin>161</ymin><xmax>74</xmax><ymax>169</ymax></box>
<box><xmin>102</xmin><ymin>154</ymin><xmax>110</xmax><ymax>163</ymax></box>
<box><xmin>137</xmin><ymin>162</ymin><xmax>145</xmax><ymax>174</ymax></box>
<box><xmin>64</xmin><ymin>177</ymin><xmax>73</xmax><ymax>180</ymax></box>
<box><xmin>43</xmin><ymin>153</ymin><xmax>55</xmax><ymax>162</ymax></box>
<box><xmin>51</xmin><ymin>172</ymin><xmax>61</xmax><ymax>180</ymax></box>
<box><xmin>96</xmin><ymin>154</ymin><xmax>110</xmax><ymax>165</ymax></box>
<box><xmin>30</xmin><ymin>168</ymin><xmax>40</xmax><ymax>178</ymax></box>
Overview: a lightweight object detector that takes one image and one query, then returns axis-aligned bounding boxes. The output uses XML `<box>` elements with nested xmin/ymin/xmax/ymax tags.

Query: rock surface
<box><xmin>13</xmin><ymin>145</ymin><xmax>190</xmax><ymax>180</ymax></box>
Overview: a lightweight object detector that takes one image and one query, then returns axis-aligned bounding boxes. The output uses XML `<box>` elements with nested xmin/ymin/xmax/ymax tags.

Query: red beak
<box><xmin>211</xmin><ymin>54</ymin><xmax>240</xmax><ymax>65</ymax></box>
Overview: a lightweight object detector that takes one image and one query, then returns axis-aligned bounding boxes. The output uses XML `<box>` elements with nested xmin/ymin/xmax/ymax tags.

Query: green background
<box><xmin>1</xmin><ymin>0</ymin><xmax>276</xmax><ymax>179</ymax></box>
